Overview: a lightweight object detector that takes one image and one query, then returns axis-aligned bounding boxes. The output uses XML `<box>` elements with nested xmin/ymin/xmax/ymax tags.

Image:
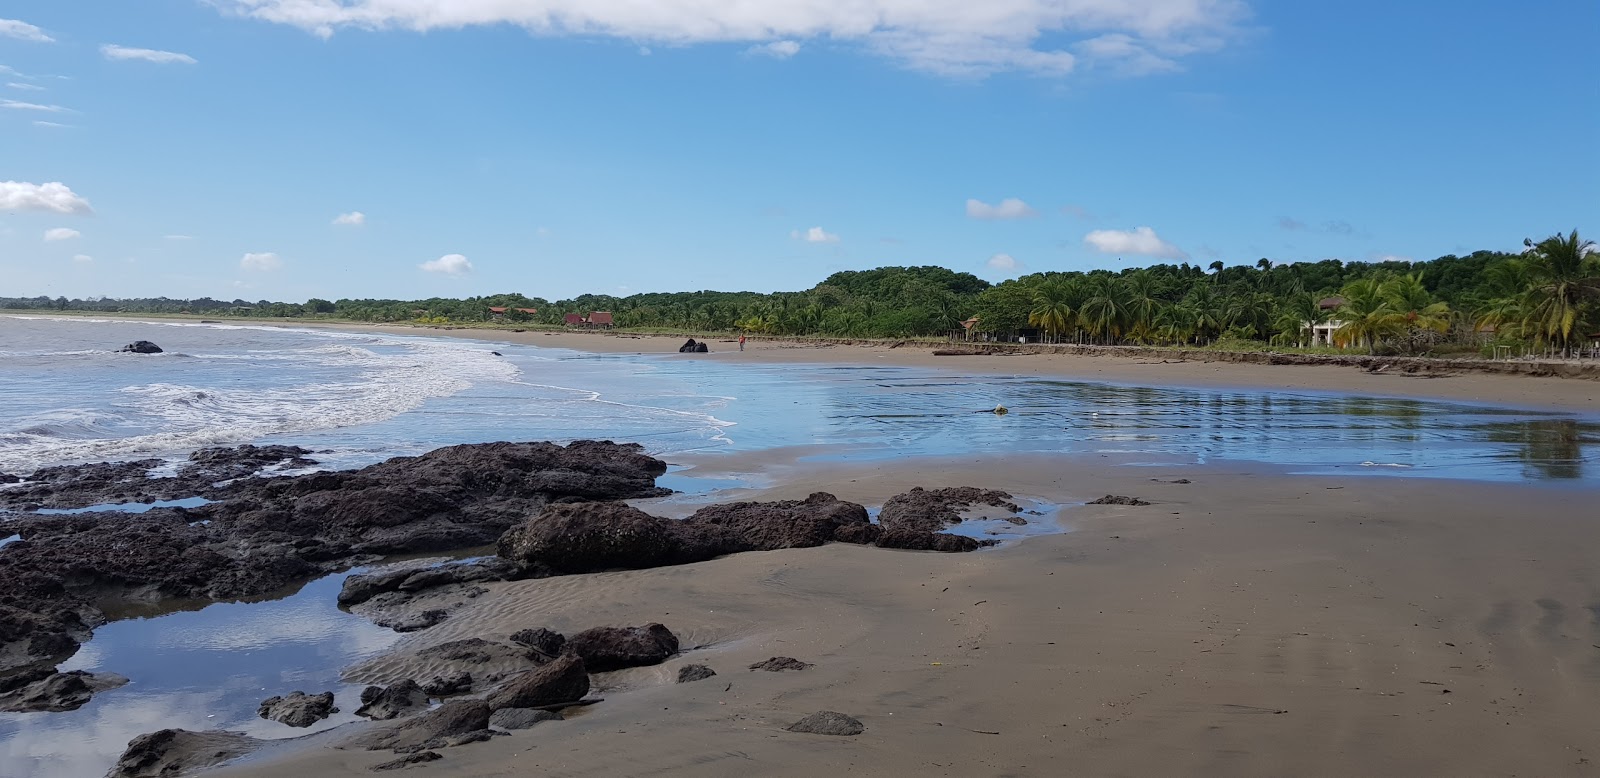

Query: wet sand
<box><xmin>216</xmin><ymin>455</ymin><xmax>1600</xmax><ymax>777</ymax></box>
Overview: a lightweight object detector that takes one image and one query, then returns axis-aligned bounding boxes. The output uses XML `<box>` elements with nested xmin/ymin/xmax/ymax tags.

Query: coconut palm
<box><xmin>1334</xmin><ymin>278</ymin><xmax>1394</xmax><ymax>354</ymax></box>
<box><xmin>1122</xmin><ymin>270</ymin><xmax>1163</xmax><ymax>341</ymax></box>
<box><xmin>1079</xmin><ymin>275</ymin><xmax>1128</xmax><ymax>344</ymax></box>
<box><xmin>1520</xmin><ymin>230</ymin><xmax>1600</xmax><ymax>354</ymax></box>
<box><xmin>1028</xmin><ymin>279</ymin><xmax>1078</xmax><ymax>342</ymax></box>
<box><xmin>1376</xmin><ymin>272</ymin><xmax>1451</xmax><ymax>353</ymax></box>
<box><xmin>1273</xmin><ymin>292</ymin><xmax>1326</xmax><ymax>347</ymax></box>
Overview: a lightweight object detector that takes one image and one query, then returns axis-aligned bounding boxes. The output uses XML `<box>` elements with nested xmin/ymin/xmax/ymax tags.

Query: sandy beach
<box><xmin>8</xmin><ymin>315</ymin><xmax>1594</xmax><ymax>776</ymax></box>
<box><xmin>215</xmin><ymin>454</ymin><xmax>1600</xmax><ymax>777</ymax></box>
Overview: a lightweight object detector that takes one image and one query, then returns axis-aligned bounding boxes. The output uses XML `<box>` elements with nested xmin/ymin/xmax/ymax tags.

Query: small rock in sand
<box><xmin>676</xmin><ymin>664</ymin><xmax>717</xmax><ymax>683</ymax></box>
<box><xmin>370</xmin><ymin>751</ymin><xmax>442</xmax><ymax>771</ymax></box>
<box><xmin>349</xmin><ymin>700</ymin><xmax>491</xmax><ymax>752</ymax></box>
<box><xmin>567</xmin><ymin>624</ymin><xmax>680</xmax><ymax>672</ymax></box>
<box><xmin>257</xmin><ymin>690</ymin><xmax>338</xmax><ymax>728</ymax></box>
<box><xmin>489</xmin><ymin>707</ymin><xmax>563</xmax><ymax>730</ymax></box>
<box><xmin>509</xmin><ymin>627</ymin><xmax>567</xmax><ymax>660</ymax></box>
<box><xmin>1088</xmin><ymin>495</ymin><xmax>1151</xmax><ymax>506</ymax></box>
<box><xmin>421</xmin><ymin>671</ymin><xmax>473</xmax><ymax>697</ymax></box>
<box><xmin>357</xmin><ymin>680</ymin><xmax>427</xmax><ymax>720</ymax></box>
<box><xmin>484</xmin><ymin>653</ymin><xmax>590</xmax><ymax>710</ymax></box>
<box><xmin>787</xmin><ymin>711</ymin><xmax>865</xmax><ymax>736</ymax></box>
<box><xmin>749</xmin><ymin>657</ymin><xmax>811</xmax><ymax>672</ymax></box>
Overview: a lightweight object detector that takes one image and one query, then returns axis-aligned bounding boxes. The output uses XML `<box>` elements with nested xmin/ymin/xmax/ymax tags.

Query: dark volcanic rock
<box><xmin>497</xmin><ymin>503</ymin><xmax>680</xmax><ymax>574</ymax></box>
<box><xmin>1087</xmin><ymin>495</ymin><xmax>1151</xmax><ymax>506</ymax></box>
<box><xmin>0</xmin><ymin>668</ymin><xmax>128</xmax><ymax>712</ymax></box>
<box><xmin>787</xmin><ymin>711</ymin><xmax>864</xmax><ymax>736</ymax></box>
<box><xmin>676</xmin><ymin>664</ymin><xmax>717</xmax><ymax>683</ymax></box>
<box><xmin>371</xmin><ymin>751</ymin><xmax>442</xmax><ymax>771</ymax></box>
<box><xmin>357</xmin><ymin>680</ymin><xmax>427</xmax><ymax>720</ymax></box>
<box><xmin>401</xmin><ymin>728</ymin><xmax>502</xmax><ymax>752</ymax></box>
<box><xmin>411</xmin><ymin>638</ymin><xmax>538</xmax><ymax>685</ymax></box>
<box><xmin>509</xmin><ymin>627</ymin><xmax>566</xmax><ymax>660</ymax></box>
<box><xmin>484</xmin><ymin>653</ymin><xmax>590</xmax><ymax>711</ymax></box>
<box><xmin>421</xmin><ymin>671</ymin><xmax>473</xmax><ymax>697</ymax></box>
<box><xmin>257</xmin><ymin>690</ymin><xmax>338</xmax><ymax>728</ymax></box>
<box><xmin>877</xmin><ymin>487</ymin><xmax>1019</xmax><ymax>534</ymax></box>
<box><xmin>749</xmin><ymin>657</ymin><xmax>811</xmax><ymax>672</ymax></box>
<box><xmin>0</xmin><ymin>440</ymin><xmax>667</xmax><ymax>677</ymax></box>
<box><xmin>685</xmin><ymin>492</ymin><xmax>871</xmax><ymax>549</ymax></box>
<box><xmin>350</xmin><ymin>700</ymin><xmax>491</xmax><ymax>752</ymax></box>
<box><xmin>118</xmin><ymin>341</ymin><xmax>163</xmax><ymax>354</ymax></box>
<box><xmin>873</xmin><ymin>529</ymin><xmax>987</xmax><ymax>553</ymax></box>
<box><xmin>567</xmin><ymin>624</ymin><xmax>680</xmax><ymax>672</ymax></box>
<box><xmin>489</xmin><ymin>707</ymin><xmax>563</xmax><ymax>730</ymax></box>
<box><xmin>109</xmin><ymin>729</ymin><xmax>259</xmax><ymax>778</ymax></box>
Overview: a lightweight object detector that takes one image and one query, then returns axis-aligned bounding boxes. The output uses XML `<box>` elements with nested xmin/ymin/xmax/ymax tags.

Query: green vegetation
<box><xmin>6</xmin><ymin>231</ymin><xmax>1595</xmax><ymax>357</ymax></box>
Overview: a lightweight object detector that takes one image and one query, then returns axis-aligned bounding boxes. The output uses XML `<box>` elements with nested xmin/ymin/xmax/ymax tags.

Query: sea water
<box><xmin>2</xmin><ymin>315</ymin><xmax>1599</xmax><ymax>777</ymax></box>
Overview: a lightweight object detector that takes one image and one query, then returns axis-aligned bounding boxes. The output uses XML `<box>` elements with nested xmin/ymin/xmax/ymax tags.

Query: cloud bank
<box><xmin>967</xmin><ymin>198</ymin><xmax>1037</xmax><ymax>220</ymax></box>
<box><xmin>332</xmin><ymin>211</ymin><xmax>365</xmax><ymax>226</ymax></box>
<box><xmin>43</xmin><ymin>227</ymin><xmax>80</xmax><ymax>242</ymax></box>
<box><xmin>102</xmin><ymin>45</ymin><xmax>198</xmax><ymax>64</ymax></box>
<box><xmin>420</xmin><ymin>254</ymin><xmax>472</xmax><ymax>275</ymax></box>
<box><xmin>1083</xmin><ymin>226</ymin><xmax>1187</xmax><ymax>260</ymax></box>
<box><xmin>0</xmin><ymin>181</ymin><xmax>93</xmax><ymax>214</ymax></box>
<box><xmin>215</xmin><ymin>0</ymin><xmax>1250</xmax><ymax>76</ymax></box>
<box><xmin>749</xmin><ymin>40</ymin><xmax>801</xmax><ymax>59</ymax></box>
<box><xmin>986</xmin><ymin>253</ymin><xmax>1023</xmax><ymax>271</ymax></box>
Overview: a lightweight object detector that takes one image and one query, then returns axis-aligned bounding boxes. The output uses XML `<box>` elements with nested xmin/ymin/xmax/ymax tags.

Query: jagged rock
<box><xmin>357</xmin><ymin>680</ymin><xmax>427</xmax><ymax>720</ymax></box>
<box><xmin>370</xmin><ymin>751</ymin><xmax>442</xmax><ymax>771</ymax></box>
<box><xmin>0</xmin><ymin>668</ymin><xmax>128</xmax><ymax>712</ymax></box>
<box><xmin>497</xmin><ymin>503</ymin><xmax>680</xmax><ymax>574</ymax></box>
<box><xmin>350</xmin><ymin>700</ymin><xmax>492</xmax><ymax>753</ymax></box>
<box><xmin>118</xmin><ymin>341</ymin><xmax>163</xmax><ymax>354</ymax></box>
<box><xmin>489</xmin><ymin>707</ymin><xmax>563</xmax><ymax>730</ymax></box>
<box><xmin>257</xmin><ymin>690</ymin><xmax>338</xmax><ymax>727</ymax></box>
<box><xmin>421</xmin><ymin>671</ymin><xmax>472</xmax><ymax>697</ymax></box>
<box><xmin>684</xmin><ymin>492</ymin><xmax>871</xmax><ymax>549</ymax></box>
<box><xmin>1087</xmin><ymin>495</ymin><xmax>1151</xmax><ymax>506</ymax></box>
<box><xmin>787</xmin><ymin>711</ymin><xmax>864</xmax><ymax>736</ymax></box>
<box><xmin>0</xmin><ymin>440</ymin><xmax>667</xmax><ymax>677</ymax></box>
<box><xmin>509</xmin><ymin>627</ymin><xmax>566</xmax><ymax>660</ymax></box>
<box><xmin>484</xmin><ymin>653</ymin><xmax>589</xmax><ymax>711</ymax></box>
<box><xmin>877</xmin><ymin>487</ymin><xmax>1019</xmax><ymax>534</ymax></box>
<box><xmin>873</xmin><ymin>529</ymin><xmax>987</xmax><ymax>553</ymax></box>
<box><xmin>108</xmin><ymin>729</ymin><xmax>259</xmax><ymax>777</ymax></box>
<box><xmin>567</xmin><ymin>624</ymin><xmax>680</xmax><ymax>672</ymax></box>
<box><xmin>749</xmin><ymin>657</ymin><xmax>811</xmax><ymax>672</ymax></box>
<box><xmin>676</xmin><ymin>664</ymin><xmax>717</xmax><ymax>683</ymax></box>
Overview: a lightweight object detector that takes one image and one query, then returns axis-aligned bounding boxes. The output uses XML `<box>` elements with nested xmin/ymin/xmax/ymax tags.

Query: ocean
<box><xmin>2</xmin><ymin>315</ymin><xmax>1599</xmax><ymax>777</ymax></box>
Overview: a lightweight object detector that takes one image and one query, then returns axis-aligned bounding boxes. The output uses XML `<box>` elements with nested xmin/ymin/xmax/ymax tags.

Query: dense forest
<box><xmin>6</xmin><ymin>230</ymin><xmax>1596</xmax><ymax>357</ymax></box>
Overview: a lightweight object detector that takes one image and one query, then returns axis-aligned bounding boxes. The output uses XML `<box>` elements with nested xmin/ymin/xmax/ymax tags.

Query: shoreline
<box><xmin>8</xmin><ymin>311</ymin><xmax>1598</xmax><ymax>412</ymax></box>
<box><xmin>213</xmin><ymin>454</ymin><xmax>1600</xmax><ymax>777</ymax></box>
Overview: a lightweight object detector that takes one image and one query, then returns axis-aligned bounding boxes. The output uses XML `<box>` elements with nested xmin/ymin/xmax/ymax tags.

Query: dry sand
<box><xmin>216</xmin><ymin>456</ymin><xmax>1600</xmax><ymax>778</ymax></box>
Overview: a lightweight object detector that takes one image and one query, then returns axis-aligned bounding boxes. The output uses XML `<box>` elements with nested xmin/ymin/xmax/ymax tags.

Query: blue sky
<box><xmin>2</xmin><ymin>1</ymin><xmax>1596</xmax><ymax>302</ymax></box>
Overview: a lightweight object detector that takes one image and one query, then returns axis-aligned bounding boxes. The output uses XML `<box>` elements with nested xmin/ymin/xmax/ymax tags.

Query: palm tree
<box><xmin>1520</xmin><ymin>230</ymin><xmax>1600</xmax><ymax>355</ymax></box>
<box><xmin>1334</xmin><ymin>278</ymin><xmax>1395</xmax><ymax>354</ymax></box>
<box><xmin>1184</xmin><ymin>284</ymin><xmax>1226</xmax><ymax>343</ymax></box>
<box><xmin>1028</xmin><ymin>279</ymin><xmax>1077</xmax><ymax>342</ymax></box>
<box><xmin>1122</xmin><ymin>270</ymin><xmax>1162</xmax><ymax>341</ymax></box>
<box><xmin>1377</xmin><ymin>273</ymin><xmax>1451</xmax><ymax>353</ymax></box>
<box><xmin>1273</xmin><ymin>292</ymin><xmax>1325</xmax><ymax>347</ymax></box>
<box><xmin>1079</xmin><ymin>275</ymin><xmax>1128</xmax><ymax>344</ymax></box>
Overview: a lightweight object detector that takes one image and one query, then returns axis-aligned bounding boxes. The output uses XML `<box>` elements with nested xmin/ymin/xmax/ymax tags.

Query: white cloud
<box><xmin>332</xmin><ymin>210</ymin><xmax>366</xmax><ymax>226</ymax></box>
<box><xmin>966</xmin><ymin>198</ymin><xmax>1037</xmax><ymax>220</ymax></box>
<box><xmin>1083</xmin><ymin>226</ymin><xmax>1188</xmax><ymax>259</ymax></box>
<box><xmin>791</xmin><ymin>226</ymin><xmax>839</xmax><ymax>243</ymax></box>
<box><xmin>32</xmin><ymin>120</ymin><xmax>72</xmax><ymax>128</ymax></box>
<box><xmin>72</xmin><ymin>254</ymin><xmax>92</xmax><ymax>263</ymax></box>
<box><xmin>0</xmin><ymin>181</ymin><xmax>92</xmax><ymax>214</ymax></box>
<box><xmin>43</xmin><ymin>227</ymin><xmax>80</xmax><ymax>242</ymax></box>
<box><xmin>7</xmin><ymin>82</ymin><xmax>45</xmax><ymax>91</ymax></box>
<box><xmin>420</xmin><ymin>253</ymin><xmax>472</xmax><ymax>275</ymax></box>
<box><xmin>986</xmin><ymin>253</ymin><xmax>1023</xmax><ymax>271</ymax></box>
<box><xmin>101</xmin><ymin>45</ymin><xmax>198</xmax><ymax>65</ymax></box>
<box><xmin>1</xmin><ymin>99</ymin><xmax>68</xmax><ymax>112</ymax></box>
<box><xmin>1372</xmin><ymin>253</ymin><xmax>1412</xmax><ymax>264</ymax></box>
<box><xmin>213</xmin><ymin>0</ymin><xmax>1250</xmax><ymax>77</ymax></box>
<box><xmin>0</xmin><ymin>19</ymin><xmax>53</xmax><ymax>43</ymax></box>
<box><xmin>748</xmin><ymin>40</ymin><xmax>801</xmax><ymax>58</ymax></box>
<box><xmin>165</xmin><ymin>234</ymin><xmax>195</xmax><ymax>240</ymax></box>
<box><xmin>240</xmin><ymin>251</ymin><xmax>283</xmax><ymax>271</ymax></box>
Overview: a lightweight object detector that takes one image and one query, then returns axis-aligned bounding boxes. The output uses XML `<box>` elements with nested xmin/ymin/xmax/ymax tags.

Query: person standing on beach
<box><xmin>738</xmin><ymin>334</ymin><xmax>746</xmax><ymax>351</ymax></box>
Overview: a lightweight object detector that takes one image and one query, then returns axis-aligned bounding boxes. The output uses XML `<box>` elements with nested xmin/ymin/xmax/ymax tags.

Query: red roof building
<box><xmin>563</xmin><ymin>313</ymin><xmax>585</xmax><ymax>326</ymax></box>
<box><xmin>586</xmin><ymin>311</ymin><xmax>614</xmax><ymax>327</ymax></box>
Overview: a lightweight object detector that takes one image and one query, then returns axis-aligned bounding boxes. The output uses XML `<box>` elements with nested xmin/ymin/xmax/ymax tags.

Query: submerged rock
<box><xmin>787</xmin><ymin>711</ymin><xmax>864</xmax><ymax>736</ymax></box>
<box><xmin>257</xmin><ymin>690</ymin><xmax>338</xmax><ymax>728</ymax></box>
<box><xmin>118</xmin><ymin>341</ymin><xmax>163</xmax><ymax>354</ymax></box>
<box><xmin>676</xmin><ymin>664</ymin><xmax>717</xmax><ymax>683</ymax></box>
<box><xmin>0</xmin><ymin>668</ymin><xmax>128</xmax><ymax>713</ymax></box>
<box><xmin>489</xmin><ymin>707</ymin><xmax>563</xmax><ymax>730</ymax></box>
<box><xmin>484</xmin><ymin>653</ymin><xmax>590</xmax><ymax>711</ymax></box>
<box><xmin>567</xmin><ymin>624</ymin><xmax>680</xmax><ymax>672</ymax></box>
<box><xmin>749</xmin><ymin>657</ymin><xmax>811</xmax><ymax>672</ymax></box>
<box><xmin>109</xmin><ymin>729</ymin><xmax>259</xmax><ymax>778</ymax></box>
<box><xmin>357</xmin><ymin>680</ymin><xmax>427</xmax><ymax>721</ymax></box>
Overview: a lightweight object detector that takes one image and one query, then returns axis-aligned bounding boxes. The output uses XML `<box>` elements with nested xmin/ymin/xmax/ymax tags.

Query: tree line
<box><xmin>5</xmin><ymin>230</ymin><xmax>1594</xmax><ymax>357</ymax></box>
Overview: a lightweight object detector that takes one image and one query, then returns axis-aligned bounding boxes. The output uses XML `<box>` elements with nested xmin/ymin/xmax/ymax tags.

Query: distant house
<box><xmin>488</xmin><ymin>306</ymin><xmax>509</xmax><ymax>319</ymax></box>
<box><xmin>1310</xmin><ymin>296</ymin><xmax>1347</xmax><ymax>347</ymax></box>
<box><xmin>515</xmin><ymin>308</ymin><xmax>538</xmax><ymax>315</ymax></box>
<box><xmin>563</xmin><ymin>313</ymin><xmax>585</xmax><ymax>326</ymax></box>
<box><xmin>954</xmin><ymin>316</ymin><xmax>980</xmax><ymax>341</ymax></box>
<box><xmin>585</xmin><ymin>311</ymin><xmax>615</xmax><ymax>329</ymax></box>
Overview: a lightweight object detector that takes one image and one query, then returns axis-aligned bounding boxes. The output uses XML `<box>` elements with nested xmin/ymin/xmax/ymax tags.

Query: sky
<box><xmin>1</xmin><ymin>1</ymin><xmax>1596</xmax><ymax>303</ymax></box>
